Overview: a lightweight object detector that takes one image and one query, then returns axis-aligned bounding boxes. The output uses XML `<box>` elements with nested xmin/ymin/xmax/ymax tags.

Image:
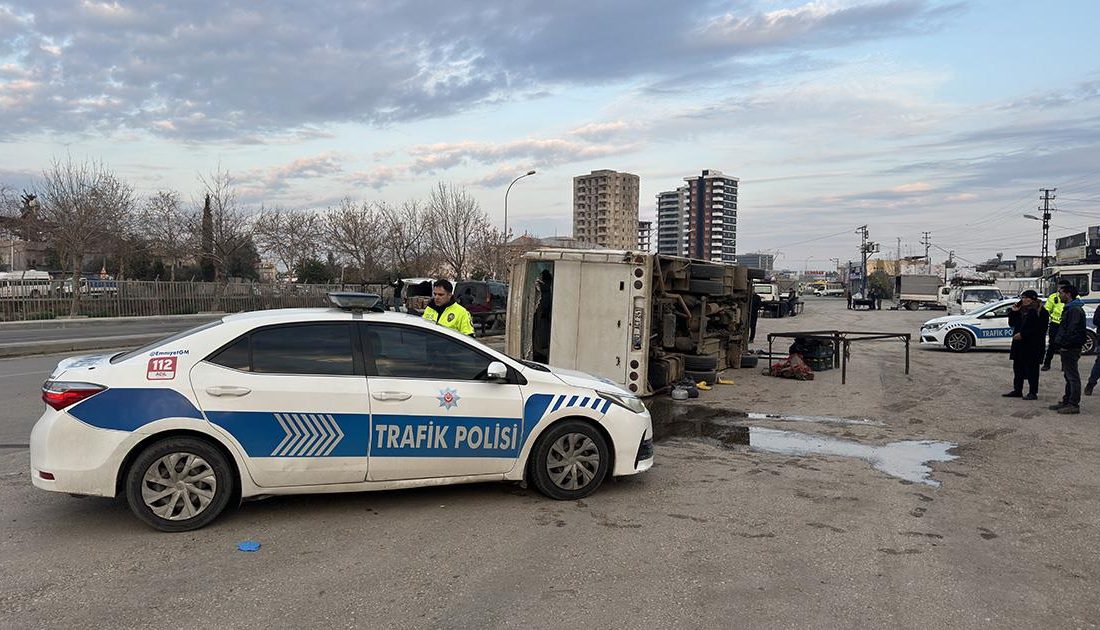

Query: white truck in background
<box><xmin>946</xmin><ymin>285</ymin><xmax>1005</xmax><ymax>315</ymax></box>
<box><xmin>894</xmin><ymin>274</ymin><xmax>944</xmax><ymax>310</ymax></box>
<box><xmin>506</xmin><ymin>249</ymin><xmax>758</xmax><ymax>396</ymax></box>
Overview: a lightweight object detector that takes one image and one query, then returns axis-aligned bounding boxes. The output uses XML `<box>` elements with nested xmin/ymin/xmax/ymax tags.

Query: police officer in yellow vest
<box><xmin>423</xmin><ymin>279</ymin><xmax>475</xmax><ymax>336</ymax></box>
<box><xmin>1041</xmin><ymin>281</ymin><xmax>1070</xmax><ymax>371</ymax></box>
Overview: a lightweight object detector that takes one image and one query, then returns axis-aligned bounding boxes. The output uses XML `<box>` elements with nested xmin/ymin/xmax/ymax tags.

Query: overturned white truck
<box><xmin>506</xmin><ymin>249</ymin><xmax>760</xmax><ymax>396</ymax></box>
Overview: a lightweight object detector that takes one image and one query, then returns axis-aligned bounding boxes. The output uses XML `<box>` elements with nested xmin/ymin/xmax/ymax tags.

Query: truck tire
<box><xmin>685</xmin><ymin>369</ymin><xmax>718</xmax><ymax>385</ymax></box>
<box><xmin>690</xmin><ymin>263</ymin><xmax>724</xmax><ymax>279</ymax></box>
<box><xmin>681</xmin><ymin>354</ymin><xmax>719</xmax><ymax>371</ymax></box>
<box><xmin>688</xmin><ymin>279</ymin><xmax>724</xmax><ymax>295</ymax></box>
<box><xmin>904</xmin><ymin>301</ymin><xmax>917</xmax><ymax>311</ymax></box>
<box><xmin>740</xmin><ymin>355</ymin><xmax>759</xmax><ymax>368</ymax></box>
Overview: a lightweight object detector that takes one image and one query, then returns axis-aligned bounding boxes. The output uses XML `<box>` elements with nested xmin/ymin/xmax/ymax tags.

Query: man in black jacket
<box><xmin>1004</xmin><ymin>290</ymin><xmax>1047</xmax><ymax>400</ymax></box>
<box><xmin>1050</xmin><ymin>284</ymin><xmax>1087</xmax><ymax>414</ymax></box>
<box><xmin>1086</xmin><ymin>306</ymin><xmax>1100</xmax><ymax>397</ymax></box>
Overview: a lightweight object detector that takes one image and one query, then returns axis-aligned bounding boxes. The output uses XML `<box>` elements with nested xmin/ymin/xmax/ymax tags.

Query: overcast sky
<box><xmin>2</xmin><ymin>0</ymin><xmax>1099</xmax><ymax>271</ymax></box>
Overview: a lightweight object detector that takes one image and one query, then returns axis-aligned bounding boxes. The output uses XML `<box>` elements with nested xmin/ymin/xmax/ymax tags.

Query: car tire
<box><xmin>125</xmin><ymin>437</ymin><xmax>235</xmax><ymax>532</ymax></box>
<box><xmin>688</xmin><ymin>279</ymin><xmax>724</xmax><ymax>295</ymax></box>
<box><xmin>1084</xmin><ymin>330</ymin><xmax>1096</xmax><ymax>355</ymax></box>
<box><xmin>681</xmin><ymin>353</ymin><xmax>719</xmax><ymax>371</ymax></box>
<box><xmin>690</xmin><ymin>263</ymin><xmax>724</xmax><ymax>279</ymax></box>
<box><xmin>685</xmin><ymin>369</ymin><xmax>718</xmax><ymax>385</ymax></box>
<box><xmin>529</xmin><ymin>420</ymin><xmax>611</xmax><ymax>501</ymax></box>
<box><xmin>943</xmin><ymin>329</ymin><xmax>973</xmax><ymax>353</ymax></box>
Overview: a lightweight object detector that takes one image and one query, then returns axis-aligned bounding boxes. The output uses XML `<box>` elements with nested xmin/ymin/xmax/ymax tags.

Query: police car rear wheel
<box><xmin>125</xmin><ymin>438</ymin><xmax>234</xmax><ymax>532</ymax></box>
<box><xmin>944</xmin><ymin>330</ymin><xmax>973</xmax><ymax>353</ymax></box>
<box><xmin>530</xmin><ymin>420</ymin><xmax>610</xmax><ymax>500</ymax></box>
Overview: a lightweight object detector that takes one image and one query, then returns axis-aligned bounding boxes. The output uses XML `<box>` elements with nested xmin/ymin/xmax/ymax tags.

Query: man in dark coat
<box><xmin>749</xmin><ymin>291</ymin><xmax>763</xmax><ymax>343</ymax></box>
<box><xmin>1004</xmin><ymin>290</ymin><xmax>1047</xmax><ymax>400</ymax></box>
<box><xmin>1050</xmin><ymin>284</ymin><xmax>1087</xmax><ymax>414</ymax></box>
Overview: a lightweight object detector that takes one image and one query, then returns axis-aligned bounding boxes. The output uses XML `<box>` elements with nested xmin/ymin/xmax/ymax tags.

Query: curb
<box><xmin>0</xmin><ymin>334</ymin><xmax>166</xmax><ymax>359</ymax></box>
<box><xmin>0</xmin><ymin>313</ymin><xmax>221</xmax><ymax>331</ymax></box>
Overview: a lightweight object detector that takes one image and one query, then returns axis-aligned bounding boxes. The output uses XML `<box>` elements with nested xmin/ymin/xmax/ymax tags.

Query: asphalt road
<box><xmin>1</xmin><ymin>299</ymin><xmax>1098</xmax><ymax>629</ymax></box>
<box><xmin>0</xmin><ymin>352</ymin><xmax>81</xmax><ymax>445</ymax></box>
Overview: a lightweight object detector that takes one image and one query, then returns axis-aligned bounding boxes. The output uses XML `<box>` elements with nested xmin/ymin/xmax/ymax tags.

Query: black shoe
<box><xmin>1023</xmin><ymin>394</ymin><xmax>1037</xmax><ymax>400</ymax></box>
<box><xmin>1041</xmin><ymin>365</ymin><xmax>1052</xmax><ymax>372</ymax></box>
<box><xmin>1057</xmin><ymin>405</ymin><xmax>1080</xmax><ymax>415</ymax></box>
<box><xmin>1086</xmin><ymin>384</ymin><xmax>1095</xmax><ymax>396</ymax></box>
<box><xmin>1048</xmin><ymin>402</ymin><xmax>1067</xmax><ymax>411</ymax></box>
<box><xmin>1002</xmin><ymin>391</ymin><xmax>1022</xmax><ymax>398</ymax></box>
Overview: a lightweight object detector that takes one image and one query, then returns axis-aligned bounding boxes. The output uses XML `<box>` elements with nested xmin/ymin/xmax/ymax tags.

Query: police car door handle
<box><xmin>372</xmin><ymin>391</ymin><xmax>411</xmax><ymax>401</ymax></box>
<box><xmin>205</xmin><ymin>385</ymin><xmax>252</xmax><ymax>397</ymax></box>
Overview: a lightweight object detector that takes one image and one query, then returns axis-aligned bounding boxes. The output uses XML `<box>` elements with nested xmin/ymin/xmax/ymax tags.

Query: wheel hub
<box><xmin>545</xmin><ymin>433</ymin><xmax>600</xmax><ymax>491</ymax></box>
<box><xmin>141</xmin><ymin>452</ymin><xmax>217</xmax><ymax>521</ymax></box>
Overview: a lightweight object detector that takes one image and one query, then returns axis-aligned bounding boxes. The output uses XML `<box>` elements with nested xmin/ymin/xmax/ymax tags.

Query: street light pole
<box><xmin>503</xmin><ymin>170</ymin><xmax>536</xmax><ymax>243</ymax></box>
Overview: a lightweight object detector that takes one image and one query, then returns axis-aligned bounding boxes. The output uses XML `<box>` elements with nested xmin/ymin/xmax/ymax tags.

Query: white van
<box><xmin>947</xmin><ymin>285</ymin><xmax>1005</xmax><ymax>315</ymax></box>
<box><xmin>0</xmin><ymin>270</ymin><xmax>52</xmax><ymax>298</ymax></box>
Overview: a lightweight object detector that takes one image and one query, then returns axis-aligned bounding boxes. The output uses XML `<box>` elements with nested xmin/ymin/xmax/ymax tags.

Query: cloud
<box><xmin>346</xmin><ymin>165</ymin><xmax>402</xmax><ymax>190</ymax></box>
<box><xmin>0</xmin><ymin>0</ymin><xmax>961</xmax><ymax>140</ymax></box>
<box><xmin>236</xmin><ymin>153</ymin><xmax>346</xmax><ymax>202</ymax></box>
<box><xmin>409</xmin><ymin>137</ymin><xmax>640</xmax><ymax>176</ymax></box>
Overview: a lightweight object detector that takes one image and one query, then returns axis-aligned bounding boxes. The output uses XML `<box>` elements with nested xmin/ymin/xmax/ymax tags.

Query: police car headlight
<box><xmin>923</xmin><ymin>323</ymin><xmax>943</xmax><ymax>331</ymax></box>
<box><xmin>599</xmin><ymin>391</ymin><xmax>647</xmax><ymax>414</ymax></box>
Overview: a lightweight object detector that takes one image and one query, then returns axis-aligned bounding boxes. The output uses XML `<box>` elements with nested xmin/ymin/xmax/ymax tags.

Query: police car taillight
<box><xmin>42</xmin><ymin>381</ymin><xmax>106</xmax><ymax>410</ymax></box>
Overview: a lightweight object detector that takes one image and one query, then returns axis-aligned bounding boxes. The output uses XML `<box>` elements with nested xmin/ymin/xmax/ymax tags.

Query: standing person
<box><xmin>422</xmin><ymin>279</ymin><xmax>475</xmax><ymax>336</ymax></box>
<box><xmin>845</xmin><ymin>288</ymin><xmax>853</xmax><ymax>310</ymax></box>
<box><xmin>1085</xmin><ymin>305</ymin><xmax>1100</xmax><ymax>396</ymax></box>
<box><xmin>749</xmin><ymin>290</ymin><xmax>763</xmax><ymax>343</ymax></box>
<box><xmin>1041</xmin><ymin>283</ymin><xmax>1068</xmax><ymax>371</ymax></box>
<box><xmin>391</xmin><ymin>278</ymin><xmax>405</xmax><ymax>312</ymax></box>
<box><xmin>1003</xmin><ymin>290</ymin><xmax>1047</xmax><ymax>400</ymax></box>
<box><xmin>1049</xmin><ymin>284</ymin><xmax>1086</xmax><ymax>414</ymax></box>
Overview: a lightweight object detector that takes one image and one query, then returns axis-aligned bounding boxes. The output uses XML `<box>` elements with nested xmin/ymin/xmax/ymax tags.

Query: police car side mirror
<box><xmin>486</xmin><ymin>361</ymin><xmax>508</xmax><ymax>382</ymax></box>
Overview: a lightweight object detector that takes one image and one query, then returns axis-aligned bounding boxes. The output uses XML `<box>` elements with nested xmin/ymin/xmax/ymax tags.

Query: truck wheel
<box><xmin>944</xmin><ymin>330</ymin><xmax>973</xmax><ymax>353</ymax></box>
<box><xmin>682</xmin><ymin>354</ymin><xmax>719</xmax><ymax>370</ymax></box>
<box><xmin>688</xmin><ymin>279</ymin><xmax>724</xmax><ymax>295</ymax></box>
<box><xmin>125</xmin><ymin>437</ymin><xmax>235</xmax><ymax>532</ymax></box>
<box><xmin>690</xmin><ymin>263</ymin><xmax>724</xmax><ymax>279</ymax></box>
<box><xmin>904</xmin><ymin>301</ymin><xmax>917</xmax><ymax>311</ymax></box>
<box><xmin>529</xmin><ymin>420</ymin><xmax>610</xmax><ymax>500</ymax></box>
<box><xmin>685</xmin><ymin>369</ymin><xmax>718</xmax><ymax>385</ymax></box>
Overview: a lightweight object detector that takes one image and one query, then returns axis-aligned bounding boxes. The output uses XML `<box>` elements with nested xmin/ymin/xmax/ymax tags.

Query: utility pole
<box><xmin>920</xmin><ymin>231</ymin><xmax>932</xmax><ymax>274</ymax></box>
<box><xmin>856</xmin><ymin>225</ymin><xmax>877</xmax><ymax>296</ymax></box>
<box><xmin>1039</xmin><ymin>188</ymin><xmax>1055</xmax><ymax>267</ymax></box>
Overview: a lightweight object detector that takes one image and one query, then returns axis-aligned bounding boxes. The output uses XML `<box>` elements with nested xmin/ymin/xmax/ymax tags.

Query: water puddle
<box><xmin>649</xmin><ymin>404</ymin><xmax>957</xmax><ymax>487</ymax></box>
<box><xmin>745</xmin><ymin>412</ymin><xmax>883</xmax><ymax>427</ymax></box>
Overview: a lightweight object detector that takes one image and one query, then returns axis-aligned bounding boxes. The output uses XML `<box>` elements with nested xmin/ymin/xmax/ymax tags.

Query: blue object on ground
<box><xmin>237</xmin><ymin>541</ymin><xmax>261</xmax><ymax>552</ymax></box>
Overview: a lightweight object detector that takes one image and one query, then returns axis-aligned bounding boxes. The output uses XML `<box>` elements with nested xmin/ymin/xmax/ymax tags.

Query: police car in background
<box><xmin>30</xmin><ymin>294</ymin><xmax>654</xmax><ymax>532</ymax></box>
<box><xmin>920</xmin><ymin>297</ymin><xmax>1097</xmax><ymax>354</ymax></box>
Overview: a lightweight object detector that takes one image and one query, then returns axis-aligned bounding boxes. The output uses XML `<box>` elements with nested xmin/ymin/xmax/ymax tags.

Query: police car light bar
<box><xmin>327</xmin><ymin>292</ymin><xmax>383</xmax><ymax>311</ymax></box>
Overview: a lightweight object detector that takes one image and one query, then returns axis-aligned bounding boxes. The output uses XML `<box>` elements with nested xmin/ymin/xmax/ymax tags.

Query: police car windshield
<box><xmin>110</xmin><ymin>320</ymin><xmax>223</xmax><ymax>364</ymax></box>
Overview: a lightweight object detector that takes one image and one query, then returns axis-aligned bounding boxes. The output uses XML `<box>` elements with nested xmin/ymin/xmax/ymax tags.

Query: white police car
<box><xmin>920</xmin><ymin>298</ymin><xmax>1019</xmax><ymax>352</ymax></box>
<box><xmin>30</xmin><ymin>294</ymin><xmax>654</xmax><ymax>531</ymax></box>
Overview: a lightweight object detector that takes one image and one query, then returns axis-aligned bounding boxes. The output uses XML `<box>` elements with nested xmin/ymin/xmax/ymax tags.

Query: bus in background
<box><xmin>0</xmin><ymin>270</ymin><xmax>52</xmax><ymax>298</ymax></box>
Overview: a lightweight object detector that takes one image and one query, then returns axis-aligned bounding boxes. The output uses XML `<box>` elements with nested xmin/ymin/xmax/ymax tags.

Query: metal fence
<box><xmin>0</xmin><ymin>280</ymin><xmax>346</xmax><ymax>321</ymax></box>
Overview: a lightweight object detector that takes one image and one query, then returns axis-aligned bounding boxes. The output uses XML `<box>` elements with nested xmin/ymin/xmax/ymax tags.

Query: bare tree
<box><xmin>140</xmin><ymin>190</ymin><xmax>194</xmax><ymax>280</ymax></box>
<box><xmin>38</xmin><ymin>157</ymin><xmax>134</xmax><ymax>315</ymax></box>
<box><xmin>469</xmin><ymin>224</ymin><xmax>510</xmax><ymax>281</ymax></box>
<box><xmin>193</xmin><ymin>168</ymin><xmax>252</xmax><ymax>283</ymax></box>
<box><xmin>323</xmin><ymin>198</ymin><xmax>385</xmax><ymax>280</ymax></box>
<box><xmin>379</xmin><ymin>199</ymin><xmax>435</xmax><ymax>277</ymax></box>
<box><xmin>427</xmin><ymin>182</ymin><xmax>492</xmax><ymax>280</ymax></box>
<box><xmin>253</xmin><ymin>206</ymin><xmax>322</xmax><ymax>277</ymax></box>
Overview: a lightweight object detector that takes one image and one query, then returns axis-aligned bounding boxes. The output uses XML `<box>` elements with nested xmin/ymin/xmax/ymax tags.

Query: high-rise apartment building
<box><xmin>572</xmin><ymin>169</ymin><xmax>640</xmax><ymax>249</ymax></box>
<box><xmin>637</xmin><ymin>220</ymin><xmax>653</xmax><ymax>252</ymax></box>
<box><xmin>655</xmin><ymin>186</ymin><xmax>688</xmax><ymax>256</ymax></box>
<box><xmin>684</xmin><ymin>169</ymin><xmax>738</xmax><ymax>263</ymax></box>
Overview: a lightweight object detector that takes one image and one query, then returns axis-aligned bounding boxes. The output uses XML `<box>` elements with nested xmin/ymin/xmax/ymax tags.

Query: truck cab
<box><xmin>947</xmin><ymin>285</ymin><xmax>1005</xmax><ymax>315</ymax></box>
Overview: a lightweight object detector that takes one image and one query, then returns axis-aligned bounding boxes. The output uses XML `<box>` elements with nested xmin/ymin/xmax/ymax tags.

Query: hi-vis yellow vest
<box><xmin>1044</xmin><ymin>293</ymin><xmax>1064</xmax><ymax>324</ymax></box>
<box><xmin>423</xmin><ymin>302</ymin><xmax>475</xmax><ymax>335</ymax></box>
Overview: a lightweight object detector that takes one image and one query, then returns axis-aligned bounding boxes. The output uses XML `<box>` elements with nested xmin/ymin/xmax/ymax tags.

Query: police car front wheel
<box><xmin>944</xmin><ymin>330</ymin><xmax>973</xmax><ymax>353</ymax></box>
<box><xmin>530</xmin><ymin>420</ymin><xmax>610</xmax><ymax>500</ymax></box>
<box><xmin>124</xmin><ymin>437</ymin><xmax>236</xmax><ymax>532</ymax></box>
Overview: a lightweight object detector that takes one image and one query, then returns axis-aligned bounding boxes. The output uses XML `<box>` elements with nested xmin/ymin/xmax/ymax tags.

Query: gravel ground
<box><xmin>0</xmin><ymin>297</ymin><xmax>1097</xmax><ymax>629</ymax></box>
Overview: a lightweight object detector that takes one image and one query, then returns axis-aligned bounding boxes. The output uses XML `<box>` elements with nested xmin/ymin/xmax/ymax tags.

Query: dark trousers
<box><xmin>1012</xmin><ymin>358</ymin><xmax>1039</xmax><ymax>396</ymax></box>
<box><xmin>1061</xmin><ymin>348</ymin><xmax>1082</xmax><ymax>406</ymax></box>
<box><xmin>749</xmin><ymin>314</ymin><xmax>759</xmax><ymax>342</ymax></box>
<box><xmin>1088</xmin><ymin>352</ymin><xmax>1100</xmax><ymax>388</ymax></box>
<box><xmin>1043</xmin><ymin>323</ymin><xmax>1060</xmax><ymax>367</ymax></box>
